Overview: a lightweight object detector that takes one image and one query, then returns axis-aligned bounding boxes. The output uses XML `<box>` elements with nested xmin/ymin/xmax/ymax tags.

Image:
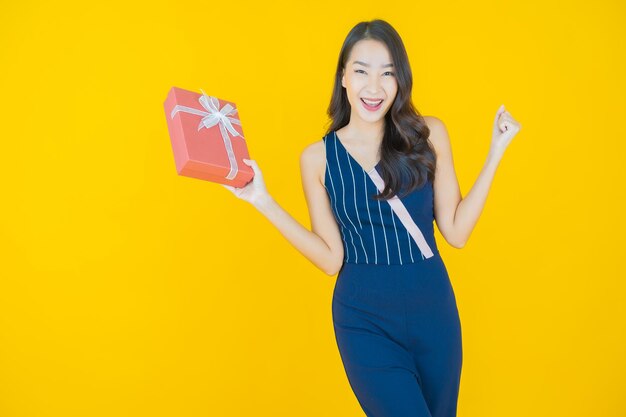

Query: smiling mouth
<box><xmin>361</xmin><ymin>98</ymin><xmax>384</xmax><ymax>110</ymax></box>
<box><xmin>361</xmin><ymin>98</ymin><xmax>383</xmax><ymax>105</ymax></box>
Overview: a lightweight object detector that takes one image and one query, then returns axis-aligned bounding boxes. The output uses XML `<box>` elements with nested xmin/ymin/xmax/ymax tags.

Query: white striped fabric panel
<box><xmin>367</xmin><ymin>169</ymin><xmax>435</xmax><ymax>259</ymax></box>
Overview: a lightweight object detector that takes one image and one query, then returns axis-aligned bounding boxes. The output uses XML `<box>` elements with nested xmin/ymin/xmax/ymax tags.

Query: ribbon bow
<box><xmin>170</xmin><ymin>89</ymin><xmax>245</xmax><ymax>180</ymax></box>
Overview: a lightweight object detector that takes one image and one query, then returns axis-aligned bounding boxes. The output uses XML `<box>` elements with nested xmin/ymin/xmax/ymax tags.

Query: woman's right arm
<box><xmin>221</xmin><ymin>140</ymin><xmax>344</xmax><ymax>276</ymax></box>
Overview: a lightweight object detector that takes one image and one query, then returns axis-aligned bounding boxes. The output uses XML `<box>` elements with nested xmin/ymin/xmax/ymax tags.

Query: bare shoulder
<box><xmin>422</xmin><ymin>115</ymin><xmax>451</xmax><ymax>156</ymax></box>
<box><xmin>299</xmin><ymin>138</ymin><xmax>327</xmax><ymax>185</ymax></box>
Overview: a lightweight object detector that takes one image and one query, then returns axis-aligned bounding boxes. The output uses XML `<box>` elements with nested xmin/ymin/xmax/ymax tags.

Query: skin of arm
<box><xmin>426</xmin><ymin>115</ymin><xmax>504</xmax><ymax>248</ymax></box>
<box><xmin>252</xmin><ymin>140</ymin><xmax>344</xmax><ymax>276</ymax></box>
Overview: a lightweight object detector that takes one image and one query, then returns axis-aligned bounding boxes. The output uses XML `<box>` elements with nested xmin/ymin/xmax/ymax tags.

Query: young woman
<box><xmin>222</xmin><ymin>19</ymin><xmax>521</xmax><ymax>417</ymax></box>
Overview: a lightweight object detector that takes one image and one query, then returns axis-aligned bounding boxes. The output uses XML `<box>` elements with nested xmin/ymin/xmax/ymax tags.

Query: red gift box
<box><xmin>163</xmin><ymin>87</ymin><xmax>254</xmax><ymax>187</ymax></box>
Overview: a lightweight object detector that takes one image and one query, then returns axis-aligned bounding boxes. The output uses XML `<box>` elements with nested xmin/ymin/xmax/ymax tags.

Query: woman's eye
<box><xmin>354</xmin><ymin>69</ymin><xmax>395</xmax><ymax>76</ymax></box>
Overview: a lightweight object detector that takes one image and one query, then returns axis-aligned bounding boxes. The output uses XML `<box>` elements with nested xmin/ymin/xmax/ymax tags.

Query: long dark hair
<box><xmin>324</xmin><ymin>19</ymin><xmax>436</xmax><ymax>201</ymax></box>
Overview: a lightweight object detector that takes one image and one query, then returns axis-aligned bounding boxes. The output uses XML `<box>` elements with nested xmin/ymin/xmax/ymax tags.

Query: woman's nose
<box><xmin>367</xmin><ymin>75</ymin><xmax>382</xmax><ymax>91</ymax></box>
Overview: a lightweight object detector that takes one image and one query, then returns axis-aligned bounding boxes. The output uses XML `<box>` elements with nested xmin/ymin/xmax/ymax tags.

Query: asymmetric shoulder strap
<box><xmin>367</xmin><ymin>169</ymin><xmax>435</xmax><ymax>259</ymax></box>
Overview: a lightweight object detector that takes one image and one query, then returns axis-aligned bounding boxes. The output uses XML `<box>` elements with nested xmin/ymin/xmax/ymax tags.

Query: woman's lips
<box><xmin>361</xmin><ymin>98</ymin><xmax>383</xmax><ymax>111</ymax></box>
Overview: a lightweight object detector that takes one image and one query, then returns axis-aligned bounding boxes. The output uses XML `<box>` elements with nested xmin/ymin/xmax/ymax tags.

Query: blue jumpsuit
<box><xmin>324</xmin><ymin>131</ymin><xmax>463</xmax><ymax>417</ymax></box>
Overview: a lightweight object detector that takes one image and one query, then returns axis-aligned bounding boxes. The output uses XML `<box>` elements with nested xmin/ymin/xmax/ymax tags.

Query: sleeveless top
<box><xmin>323</xmin><ymin>131</ymin><xmax>439</xmax><ymax>265</ymax></box>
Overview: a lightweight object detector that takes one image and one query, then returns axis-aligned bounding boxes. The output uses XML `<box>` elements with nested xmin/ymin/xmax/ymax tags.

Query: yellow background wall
<box><xmin>1</xmin><ymin>1</ymin><xmax>624</xmax><ymax>416</ymax></box>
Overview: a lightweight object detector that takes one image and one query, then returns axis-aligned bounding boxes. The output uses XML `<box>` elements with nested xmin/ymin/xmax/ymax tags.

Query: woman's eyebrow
<box><xmin>352</xmin><ymin>60</ymin><xmax>394</xmax><ymax>68</ymax></box>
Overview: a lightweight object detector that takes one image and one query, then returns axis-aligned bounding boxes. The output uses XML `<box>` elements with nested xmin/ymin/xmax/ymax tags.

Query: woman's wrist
<box><xmin>486</xmin><ymin>147</ymin><xmax>504</xmax><ymax>165</ymax></box>
<box><xmin>253</xmin><ymin>193</ymin><xmax>275</xmax><ymax>214</ymax></box>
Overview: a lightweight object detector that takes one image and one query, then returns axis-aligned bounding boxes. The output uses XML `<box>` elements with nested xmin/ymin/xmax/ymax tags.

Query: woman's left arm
<box><xmin>426</xmin><ymin>105</ymin><xmax>522</xmax><ymax>248</ymax></box>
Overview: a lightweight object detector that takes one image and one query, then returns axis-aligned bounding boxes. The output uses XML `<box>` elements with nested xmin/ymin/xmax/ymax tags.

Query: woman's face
<box><xmin>341</xmin><ymin>39</ymin><xmax>398</xmax><ymax>123</ymax></box>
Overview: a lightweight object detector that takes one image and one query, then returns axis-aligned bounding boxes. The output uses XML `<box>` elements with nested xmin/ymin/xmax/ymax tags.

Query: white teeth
<box><xmin>362</xmin><ymin>98</ymin><xmax>383</xmax><ymax>106</ymax></box>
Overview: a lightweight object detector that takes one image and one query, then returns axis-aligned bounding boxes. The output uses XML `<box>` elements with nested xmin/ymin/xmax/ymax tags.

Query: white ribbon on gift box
<box><xmin>170</xmin><ymin>89</ymin><xmax>245</xmax><ymax>180</ymax></box>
